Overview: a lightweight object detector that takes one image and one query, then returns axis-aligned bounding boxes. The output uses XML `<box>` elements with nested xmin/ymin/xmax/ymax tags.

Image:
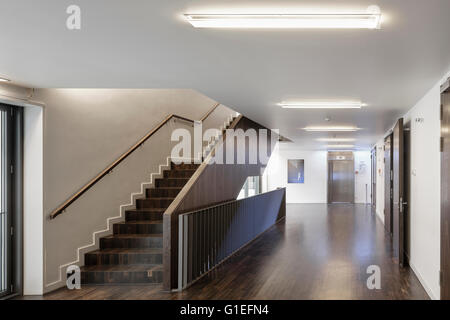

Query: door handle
<box><xmin>399</xmin><ymin>197</ymin><xmax>408</xmax><ymax>213</ymax></box>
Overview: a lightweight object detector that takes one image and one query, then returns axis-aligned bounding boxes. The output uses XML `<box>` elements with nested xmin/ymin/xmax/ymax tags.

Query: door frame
<box><xmin>392</xmin><ymin>118</ymin><xmax>406</xmax><ymax>267</ymax></box>
<box><xmin>440</xmin><ymin>79</ymin><xmax>450</xmax><ymax>299</ymax></box>
<box><xmin>371</xmin><ymin>147</ymin><xmax>377</xmax><ymax>208</ymax></box>
<box><xmin>384</xmin><ymin>134</ymin><xmax>393</xmax><ymax>236</ymax></box>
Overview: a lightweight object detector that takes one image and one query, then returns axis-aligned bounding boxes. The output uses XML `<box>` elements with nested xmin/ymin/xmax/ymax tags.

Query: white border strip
<box><xmin>44</xmin><ymin>156</ymin><xmax>194</xmax><ymax>290</ymax></box>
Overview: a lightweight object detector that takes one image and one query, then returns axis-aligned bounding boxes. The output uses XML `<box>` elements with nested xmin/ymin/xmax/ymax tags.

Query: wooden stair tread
<box><xmin>87</xmin><ymin>248</ymin><xmax>162</xmax><ymax>254</ymax></box>
<box><xmin>126</xmin><ymin>208</ymin><xmax>165</xmax><ymax>213</ymax></box>
<box><xmin>84</xmin><ymin>152</ymin><xmax>203</xmax><ymax>284</ymax></box>
<box><xmin>151</xmin><ymin>187</ymin><xmax>182</xmax><ymax>189</ymax></box>
<box><xmin>115</xmin><ymin>220</ymin><xmax>163</xmax><ymax>225</ymax></box>
<box><xmin>79</xmin><ymin>117</ymin><xmax>236</xmax><ymax>285</ymax></box>
<box><xmin>103</xmin><ymin>233</ymin><xmax>163</xmax><ymax>239</ymax></box>
<box><xmin>81</xmin><ymin>264</ymin><xmax>162</xmax><ymax>272</ymax></box>
<box><xmin>141</xmin><ymin>197</ymin><xmax>175</xmax><ymax>200</ymax></box>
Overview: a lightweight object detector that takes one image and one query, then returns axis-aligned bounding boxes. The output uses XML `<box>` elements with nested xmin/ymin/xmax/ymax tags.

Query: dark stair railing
<box><xmin>163</xmin><ymin>115</ymin><xmax>281</xmax><ymax>290</ymax></box>
<box><xmin>178</xmin><ymin>188</ymin><xmax>286</xmax><ymax>290</ymax></box>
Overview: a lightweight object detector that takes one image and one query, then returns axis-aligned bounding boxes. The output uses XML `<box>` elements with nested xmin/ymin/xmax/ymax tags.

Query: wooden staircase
<box><xmin>80</xmin><ymin>115</ymin><xmax>237</xmax><ymax>285</ymax></box>
<box><xmin>80</xmin><ymin>162</ymin><xmax>199</xmax><ymax>285</ymax></box>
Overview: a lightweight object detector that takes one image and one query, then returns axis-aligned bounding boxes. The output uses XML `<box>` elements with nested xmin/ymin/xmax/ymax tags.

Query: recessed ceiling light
<box><xmin>279</xmin><ymin>101</ymin><xmax>366</xmax><ymax>109</ymax></box>
<box><xmin>303</xmin><ymin>126</ymin><xmax>360</xmax><ymax>132</ymax></box>
<box><xmin>326</xmin><ymin>144</ymin><xmax>355</xmax><ymax>148</ymax></box>
<box><xmin>317</xmin><ymin>138</ymin><xmax>356</xmax><ymax>142</ymax></box>
<box><xmin>0</xmin><ymin>77</ymin><xmax>11</xmax><ymax>82</ymax></box>
<box><xmin>184</xmin><ymin>8</ymin><xmax>382</xmax><ymax>29</ymax></box>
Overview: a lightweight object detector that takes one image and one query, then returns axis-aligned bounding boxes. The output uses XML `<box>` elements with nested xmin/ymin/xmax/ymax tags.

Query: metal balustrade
<box><xmin>178</xmin><ymin>188</ymin><xmax>286</xmax><ymax>290</ymax></box>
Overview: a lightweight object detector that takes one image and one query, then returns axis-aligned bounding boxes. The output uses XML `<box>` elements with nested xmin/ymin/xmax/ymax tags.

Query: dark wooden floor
<box><xmin>22</xmin><ymin>204</ymin><xmax>429</xmax><ymax>300</ymax></box>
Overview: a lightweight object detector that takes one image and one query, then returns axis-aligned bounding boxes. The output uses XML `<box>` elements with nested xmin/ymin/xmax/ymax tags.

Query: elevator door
<box><xmin>330</xmin><ymin>160</ymin><xmax>354</xmax><ymax>203</ymax></box>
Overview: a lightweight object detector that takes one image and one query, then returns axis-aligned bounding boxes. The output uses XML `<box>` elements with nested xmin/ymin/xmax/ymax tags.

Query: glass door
<box><xmin>0</xmin><ymin>105</ymin><xmax>13</xmax><ymax>298</ymax></box>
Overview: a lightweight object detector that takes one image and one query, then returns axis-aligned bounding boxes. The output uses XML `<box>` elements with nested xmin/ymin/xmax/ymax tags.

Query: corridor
<box><xmin>33</xmin><ymin>204</ymin><xmax>428</xmax><ymax>300</ymax></box>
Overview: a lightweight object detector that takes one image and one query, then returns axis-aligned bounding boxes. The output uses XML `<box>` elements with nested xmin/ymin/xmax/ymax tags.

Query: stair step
<box><xmin>146</xmin><ymin>187</ymin><xmax>182</xmax><ymax>198</ymax></box>
<box><xmin>163</xmin><ymin>169</ymin><xmax>197</xmax><ymax>178</ymax></box>
<box><xmin>100</xmin><ymin>234</ymin><xmax>163</xmax><ymax>249</ymax></box>
<box><xmin>125</xmin><ymin>209</ymin><xmax>164</xmax><ymax>222</ymax></box>
<box><xmin>81</xmin><ymin>264</ymin><xmax>163</xmax><ymax>284</ymax></box>
<box><xmin>136</xmin><ymin>197</ymin><xmax>174</xmax><ymax>209</ymax></box>
<box><xmin>113</xmin><ymin>220</ymin><xmax>163</xmax><ymax>235</ymax></box>
<box><xmin>171</xmin><ymin>162</ymin><xmax>200</xmax><ymax>170</ymax></box>
<box><xmin>85</xmin><ymin>248</ymin><xmax>163</xmax><ymax>265</ymax></box>
<box><xmin>155</xmin><ymin>178</ymin><xmax>190</xmax><ymax>188</ymax></box>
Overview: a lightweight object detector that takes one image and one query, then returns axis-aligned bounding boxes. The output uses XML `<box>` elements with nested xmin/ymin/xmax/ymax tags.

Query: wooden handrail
<box><xmin>50</xmin><ymin>103</ymin><xmax>221</xmax><ymax>219</ymax></box>
<box><xmin>200</xmin><ymin>103</ymin><xmax>221</xmax><ymax>122</ymax></box>
<box><xmin>164</xmin><ymin>115</ymin><xmax>244</xmax><ymax>217</ymax></box>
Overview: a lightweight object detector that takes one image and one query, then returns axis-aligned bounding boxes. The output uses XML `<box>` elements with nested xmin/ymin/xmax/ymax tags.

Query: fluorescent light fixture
<box><xmin>326</xmin><ymin>144</ymin><xmax>355</xmax><ymax>148</ymax></box>
<box><xmin>184</xmin><ymin>10</ymin><xmax>382</xmax><ymax>29</ymax></box>
<box><xmin>303</xmin><ymin>126</ymin><xmax>360</xmax><ymax>132</ymax></box>
<box><xmin>279</xmin><ymin>101</ymin><xmax>366</xmax><ymax>109</ymax></box>
<box><xmin>0</xmin><ymin>77</ymin><xmax>10</xmax><ymax>82</ymax></box>
<box><xmin>317</xmin><ymin>138</ymin><xmax>356</xmax><ymax>142</ymax></box>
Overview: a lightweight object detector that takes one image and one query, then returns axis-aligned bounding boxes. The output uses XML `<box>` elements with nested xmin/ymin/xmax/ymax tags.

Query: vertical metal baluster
<box><xmin>187</xmin><ymin>214</ymin><xmax>192</xmax><ymax>284</ymax></box>
<box><xmin>242</xmin><ymin>201</ymin><xmax>246</xmax><ymax>246</ymax></box>
<box><xmin>237</xmin><ymin>201</ymin><xmax>240</xmax><ymax>249</ymax></box>
<box><xmin>202</xmin><ymin>210</ymin><xmax>206</xmax><ymax>274</ymax></box>
<box><xmin>183</xmin><ymin>215</ymin><xmax>188</xmax><ymax>289</ymax></box>
<box><xmin>206</xmin><ymin>209</ymin><xmax>210</xmax><ymax>271</ymax></box>
<box><xmin>212</xmin><ymin>207</ymin><xmax>215</xmax><ymax>268</ymax></box>
<box><xmin>240</xmin><ymin>201</ymin><xmax>243</xmax><ymax>247</ymax></box>
<box><xmin>203</xmin><ymin>209</ymin><xmax>206</xmax><ymax>273</ymax></box>
<box><xmin>232</xmin><ymin>202</ymin><xmax>235</xmax><ymax>254</ymax></box>
<box><xmin>215</xmin><ymin>206</ymin><xmax>218</xmax><ymax>266</ymax></box>
<box><xmin>214</xmin><ymin>207</ymin><xmax>217</xmax><ymax>266</ymax></box>
<box><xmin>200</xmin><ymin>210</ymin><xmax>203</xmax><ymax>277</ymax></box>
<box><xmin>225</xmin><ymin>204</ymin><xmax>229</xmax><ymax>257</ymax></box>
<box><xmin>229</xmin><ymin>202</ymin><xmax>232</xmax><ymax>256</ymax></box>
<box><xmin>178</xmin><ymin>214</ymin><xmax>182</xmax><ymax>290</ymax></box>
<box><xmin>220</xmin><ymin>205</ymin><xmax>223</xmax><ymax>262</ymax></box>
<box><xmin>199</xmin><ymin>210</ymin><xmax>203</xmax><ymax>275</ymax></box>
<box><xmin>195</xmin><ymin>212</ymin><xmax>199</xmax><ymax>279</ymax></box>
<box><xmin>209</xmin><ymin>208</ymin><xmax>213</xmax><ymax>270</ymax></box>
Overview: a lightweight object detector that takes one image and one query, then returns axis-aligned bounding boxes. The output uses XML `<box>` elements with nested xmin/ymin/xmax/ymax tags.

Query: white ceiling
<box><xmin>1</xmin><ymin>0</ymin><xmax>450</xmax><ymax>149</ymax></box>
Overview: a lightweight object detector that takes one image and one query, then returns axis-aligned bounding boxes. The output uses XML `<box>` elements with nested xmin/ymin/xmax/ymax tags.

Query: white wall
<box><xmin>265</xmin><ymin>144</ymin><xmax>328</xmax><ymax>203</ymax></box>
<box><xmin>23</xmin><ymin>105</ymin><xmax>44</xmax><ymax>295</ymax></box>
<box><xmin>401</xmin><ymin>72</ymin><xmax>447</xmax><ymax>300</ymax></box>
<box><xmin>354</xmin><ymin>151</ymin><xmax>371</xmax><ymax>204</ymax></box>
<box><xmin>266</xmin><ymin>145</ymin><xmax>372</xmax><ymax>204</ymax></box>
<box><xmin>375</xmin><ymin>70</ymin><xmax>450</xmax><ymax>300</ymax></box>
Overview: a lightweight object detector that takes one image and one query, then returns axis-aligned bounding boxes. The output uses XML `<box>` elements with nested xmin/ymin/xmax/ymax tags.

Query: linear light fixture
<box><xmin>303</xmin><ymin>126</ymin><xmax>360</xmax><ymax>132</ymax></box>
<box><xmin>184</xmin><ymin>9</ymin><xmax>382</xmax><ymax>29</ymax></box>
<box><xmin>279</xmin><ymin>101</ymin><xmax>366</xmax><ymax>109</ymax></box>
<box><xmin>317</xmin><ymin>138</ymin><xmax>356</xmax><ymax>142</ymax></box>
<box><xmin>326</xmin><ymin>144</ymin><xmax>355</xmax><ymax>148</ymax></box>
<box><xmin>0</xmin><ymin>77</ymin><xmax>10</xmax><ymax>82</ymax></box>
